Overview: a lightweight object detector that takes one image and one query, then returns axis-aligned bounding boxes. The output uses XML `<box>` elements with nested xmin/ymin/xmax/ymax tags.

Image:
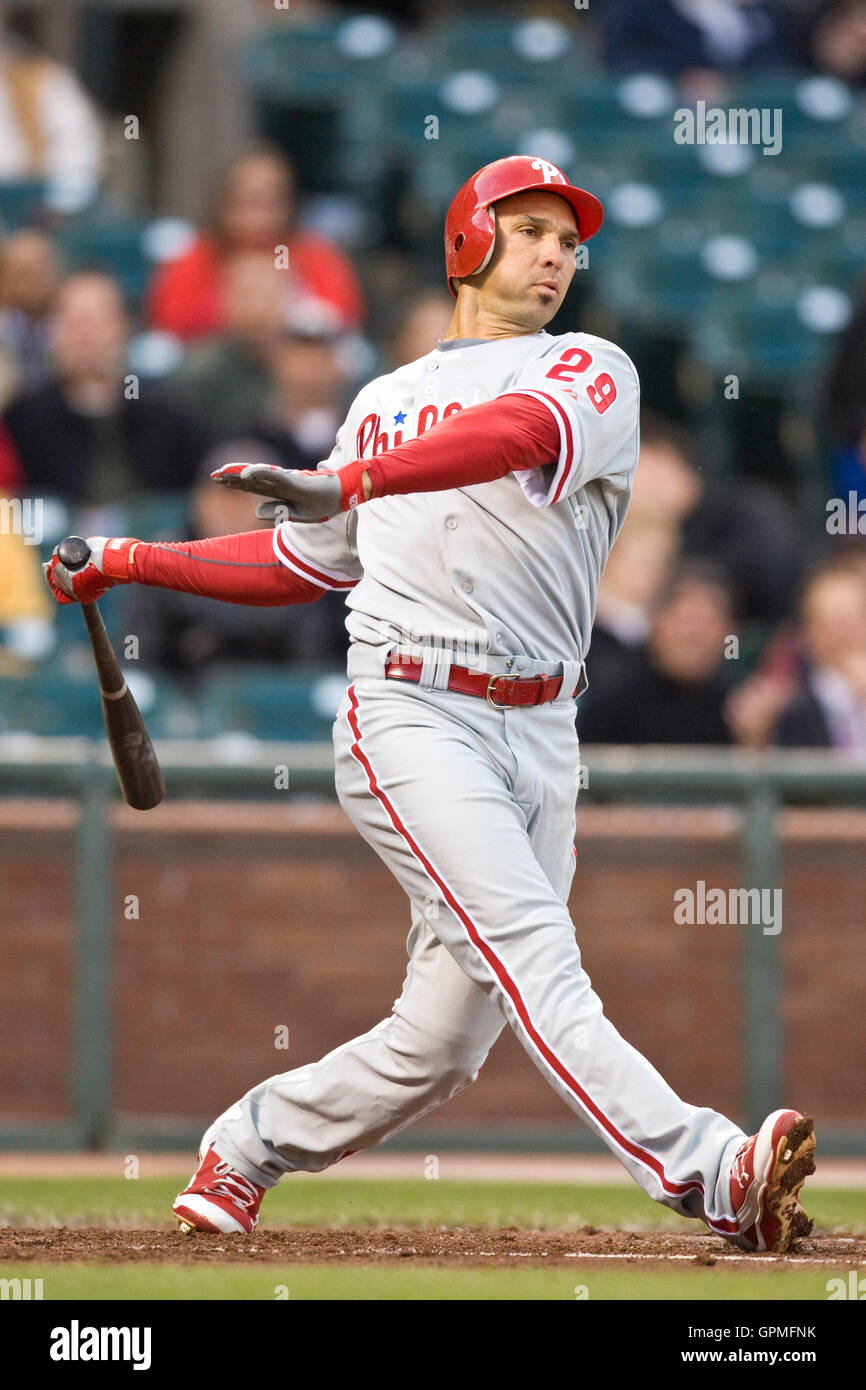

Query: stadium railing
<box><xmin>0</xmin><ymin>738</ymin><xmax>863</xmax><ymax>1155</ymax></box>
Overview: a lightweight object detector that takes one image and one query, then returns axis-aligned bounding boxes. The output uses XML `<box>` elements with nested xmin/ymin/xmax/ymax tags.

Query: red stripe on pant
<box><xmin>345</xmin><ymin>683</ymin><xmax>738</xmax><ymax>1234</ymax></box>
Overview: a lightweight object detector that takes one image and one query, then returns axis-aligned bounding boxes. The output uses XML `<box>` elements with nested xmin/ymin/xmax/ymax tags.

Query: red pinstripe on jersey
<box><xmin>345</xmin><ymin>682</ymin><xmax>739</xmax><ymax>1235</ymax></box>
<box><xmin>273</xmin><ymin>524</ymin><xmax>358</xmax><ymax>591</ymax></box>
<box><xmin>506</xmin><ymin>388</ymin><xmax>580</xmax><ymax>504</ymax></box>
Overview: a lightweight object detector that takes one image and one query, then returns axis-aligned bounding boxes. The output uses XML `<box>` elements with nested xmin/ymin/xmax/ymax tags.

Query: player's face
<box><xmin>472</xmin><ymin>192</ymin><xmax>580</xmax><ymax>329</ymax></box>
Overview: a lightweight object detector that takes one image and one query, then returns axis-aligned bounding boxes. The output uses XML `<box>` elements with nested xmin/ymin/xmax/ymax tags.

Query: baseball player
<box><xmin>46</xmin><ymin>156</ymin><xmax>815</xmax><ymax>1252</ymax></box>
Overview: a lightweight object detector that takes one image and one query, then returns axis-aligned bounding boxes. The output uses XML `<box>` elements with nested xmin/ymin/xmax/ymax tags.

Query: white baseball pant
<box><xmin>210</xmin><ymin>641</ymin><xmax>746</xmax><ymax>1236</ymax></box>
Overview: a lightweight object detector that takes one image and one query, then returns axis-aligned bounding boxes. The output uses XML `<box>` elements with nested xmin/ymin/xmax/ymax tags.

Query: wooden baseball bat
<box><xmin>57</xmin><ymin>536</ymin><xmax>165</xmax><ymax>811</ymax></box>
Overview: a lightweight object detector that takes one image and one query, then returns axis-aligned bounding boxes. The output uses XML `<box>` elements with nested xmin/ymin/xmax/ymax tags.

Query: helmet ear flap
<box><xmin>473</xmin><ymin>205</ymin><xmax>496</xmax><ymax>276</ymax></box>
<box><xmin>452</xmin><ymin>206</ymin><xmax>496</xmax><ymax>296</ymax></box>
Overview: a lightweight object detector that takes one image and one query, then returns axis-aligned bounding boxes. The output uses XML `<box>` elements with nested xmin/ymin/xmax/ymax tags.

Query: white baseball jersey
<box><xmin>271</xmin><ymin>330</ymin><xmax>640</xmax><ymax>679</ymax></box>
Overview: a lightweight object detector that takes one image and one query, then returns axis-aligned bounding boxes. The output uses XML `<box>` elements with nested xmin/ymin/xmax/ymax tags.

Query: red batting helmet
<box><xmin>444</xmin><ymin>155</ymin><xmax>604</xmax><ymax>298</ymax></box>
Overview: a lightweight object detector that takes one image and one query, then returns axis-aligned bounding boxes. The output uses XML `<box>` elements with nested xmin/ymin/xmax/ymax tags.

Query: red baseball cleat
<box><xmin>729</xmin><ymin>1109</ymin><xmax>816</xmax><ymax>1253</ymax></box>
<box><xmin>173</xmin><ymin>1146</ymin><xmax>265</xmax><ymax>1234</ymax></box>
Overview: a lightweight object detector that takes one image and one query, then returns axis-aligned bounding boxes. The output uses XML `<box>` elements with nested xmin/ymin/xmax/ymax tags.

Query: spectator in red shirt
<box><xmin>146</xmin><ymin>144</ymin><xmax>365</xmax><ymax>343</ymax></box>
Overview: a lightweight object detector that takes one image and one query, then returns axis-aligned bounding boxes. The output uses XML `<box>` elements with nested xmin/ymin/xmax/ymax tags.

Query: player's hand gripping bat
<box><xmin>52</xmin><ymin>536</ymin><xmax>165</xmax><ymax>811</ymax></box>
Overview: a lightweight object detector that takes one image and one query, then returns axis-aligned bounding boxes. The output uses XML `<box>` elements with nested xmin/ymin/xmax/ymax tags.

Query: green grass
<box><xmin>0</xmin><ymin>1262</ymin><xmax>850</xmax><ymax>1301</ymax></box>
<box><xmin>0</xmin><ymin>1176</ymin><xmax>863</xmax><ymax>1236</ymax></box>
<box><xmin>1</xmin><ymin>1176</ymin><xmax>862</xmax><ymax>1300</ymax></box>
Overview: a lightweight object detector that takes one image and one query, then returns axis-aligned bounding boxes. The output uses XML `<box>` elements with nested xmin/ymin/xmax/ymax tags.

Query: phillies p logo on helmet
<box><xmin>529</xmin><ymin>158</ymin><xmax>568</xmax><ymax>184</ymax></box>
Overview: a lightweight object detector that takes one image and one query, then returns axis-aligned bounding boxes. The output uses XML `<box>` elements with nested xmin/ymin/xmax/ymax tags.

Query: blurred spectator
<box><xmin>823</xmin><ymin>294</ymin><xmax>866</xmax><ymax>505</ymax></box>
<box><xmin>124</xmin><ymin>443</ymin><xmax>349</xmax><ymax>680</ymax></box>
<box><xmin>578</xmin><ymin>560</ymin><xmax>735</xmax><ymax>744</ymax></box>
<box><xmin>585</xmin><ymin>511</ymin><xmax>680</xmax><ymax>697</ymax></box>
<box><xmin>146</xmin><ymin>146</ymin><xmax>364</xmax><ymax>343</ymax></box>
<box><xmin>723</xmin><ymin>620</ymin><xmax>803</xmax><ymax>748</ymax></box>
<box><xmin>130</xmin><ymin>298</ymin><xmax>353</xmax><ymax>678</ymax></box>
<box><xmin>170</xmin><ymin>251</ymin><xmax>289</xmax><ymax>439</ymax></box>
<box><xmin>0</xmin><ymin>228</ymin><xmax>60</xmax><ymax>406</ymax></box>
<box><xmin>0</xmin><ymin>269</ymin><xmax>204</xmax><ymax>509</ymax></box>
<box><xmin>632</xmin><ymin>413</ymin><xmax>803</xmax><ymax>622</ymax></box>
<box><xmin>596</xmin><ymin>0</ymin><xmax>797</xmax><ymax>77</ymax></box>
<box><xmin>774</xmin><ymin>556</ymin><xmax>866</xmax><ymax>748</ymax></box>
<box><xmin>244</xmin><ymin>295</ymin><xmax>350</xmax><ymax>467</ymax></box>
<box><xmin>389</xmin><ymin>289</ymin><xmax>454</xmax><ymax>368</ymax></box>
<box><xmin>0</xmin><ymin>6</ymin><xmax>103</xmax><ymax>208</ymax></box>
<box><xmin>802</xmin><ymin>0</ymin><xmax>866</xmax><ymax>83</ymax></box>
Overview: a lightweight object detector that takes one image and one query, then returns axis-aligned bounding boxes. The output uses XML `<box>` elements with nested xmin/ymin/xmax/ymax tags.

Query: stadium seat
<box><xmin>59</xmin><ymin>218</ymin><xmax>151</xmax><ymax>307</ymax></box>
<box><xmin>0</xmin><ymin>181</ymin><xmax>48</xmax><ymax>233</ymax></box>
<box><xmin>0</xmin><ymin>666</ymin><xmax>196</xmax><ymax>740</ymax></box>
<box><xmin>553</xmin><ymin>78</ymin><xmax>677</xmax><ymax>163</ymax></box>
<box><xmin>428</xmin><ymin>16</ymin><xmax>594</xmax><ymax>81</ymax></box>
<box><xmin>244</xmin><ymin>17</ymin><xmax>401</xmax><ymax>100</ymax></box>
<box><xmin>596</xmin><ymin>249</ymin><xmax>725</xmax><ymax>326</ymax></box>
<box><xmin>697</xmin><ymin>302</ymin><xmax>832</xmax><ymax>383</ymax></box>
<box><xmin>0</xmin><ymin>671</ymin><xmax>104</xmax><ymax>738</ymax></box>
<box><xmin>123</xmin><ymin>493</ymin><xmax>191</xmax><ymax>544</ymax></box>
<box><xmin>245</xmin><ymin>24</ymin><xmax>356</xmax><ymax>98</ymax></box>
<box><xmin>722</xmin><ymin>72</ymin><xmax>811</xmax><ymax>138</ymax></box>
<box><xmin>198</xmin><ymin>666</ymin><xmax>347</xmax><ymax>742</ymax></box>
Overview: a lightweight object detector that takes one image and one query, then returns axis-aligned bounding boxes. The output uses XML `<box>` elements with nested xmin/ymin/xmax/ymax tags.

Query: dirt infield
<box><xmin>2</xmin><ymin>1227</ymin><xmax>864</xmax><ymax>1268</ymax></box>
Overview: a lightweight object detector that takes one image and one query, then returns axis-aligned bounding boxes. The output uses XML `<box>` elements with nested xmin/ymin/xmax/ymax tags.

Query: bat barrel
<box><xmin>81</xmin><ymin>602</ymin><xmax>165</xmax><ymax>811</ymax></box>
<box><xmin>55</xmin><ymin>537</ymin><xmax>165</xmax><ymax>811</ymax></box>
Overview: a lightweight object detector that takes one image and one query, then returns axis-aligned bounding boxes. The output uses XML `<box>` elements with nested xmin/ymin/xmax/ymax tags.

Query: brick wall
<box><xmin>1</xmin><ymin>799</ymin><xmax>863</xmax><ymax>1139</ymax></box>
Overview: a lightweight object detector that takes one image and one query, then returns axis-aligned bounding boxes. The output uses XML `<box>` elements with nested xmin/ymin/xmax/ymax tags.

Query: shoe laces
<box><xmin>203</xmin><ymin>1160</ymin><xmax>260</xmax><ymax>1210</ymax></box>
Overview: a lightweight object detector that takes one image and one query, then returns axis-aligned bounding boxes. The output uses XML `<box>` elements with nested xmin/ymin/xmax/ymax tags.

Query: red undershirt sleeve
<box><xmin>131</xmin><ymin>528</ymin><xmax>323</xmax><ymax>606</ymax></box>
<box><xmin>363</xmin><ymin>393</ymin><xmax>560</xmax><ymax>499</ymax></box>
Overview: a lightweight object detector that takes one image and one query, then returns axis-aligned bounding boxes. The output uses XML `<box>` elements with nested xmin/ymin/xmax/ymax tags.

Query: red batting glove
<box><xmin>43</xmin><ymin>536</ymin><xmax>139</xmax><ymax>606</ymax></box>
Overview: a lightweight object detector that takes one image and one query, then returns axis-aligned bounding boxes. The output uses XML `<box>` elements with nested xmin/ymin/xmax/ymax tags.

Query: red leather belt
<box><xmin>384</xmin><ymin>658</ymin><xmax>577</xmax><ymax>708</ymax></box>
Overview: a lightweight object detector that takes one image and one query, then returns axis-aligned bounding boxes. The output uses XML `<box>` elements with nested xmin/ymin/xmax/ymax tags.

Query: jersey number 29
<box><xmin>545</xmin><ymin>346</ymin><xmax>617</xmax><ymax>415</ymax></box>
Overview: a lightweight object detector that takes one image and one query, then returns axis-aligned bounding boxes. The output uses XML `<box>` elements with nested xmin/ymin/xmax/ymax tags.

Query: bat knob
<box><xmin>56</xmin><ymin>536</ymin><xmax>91</xmax><ymax>571</ymax></box>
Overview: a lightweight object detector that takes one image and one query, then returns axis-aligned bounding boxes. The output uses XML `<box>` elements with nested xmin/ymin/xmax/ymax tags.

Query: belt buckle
<box><xmin>486</xmin><ymin>674</ymin><xmax>512</xmax><ymax>709</ymax></box>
